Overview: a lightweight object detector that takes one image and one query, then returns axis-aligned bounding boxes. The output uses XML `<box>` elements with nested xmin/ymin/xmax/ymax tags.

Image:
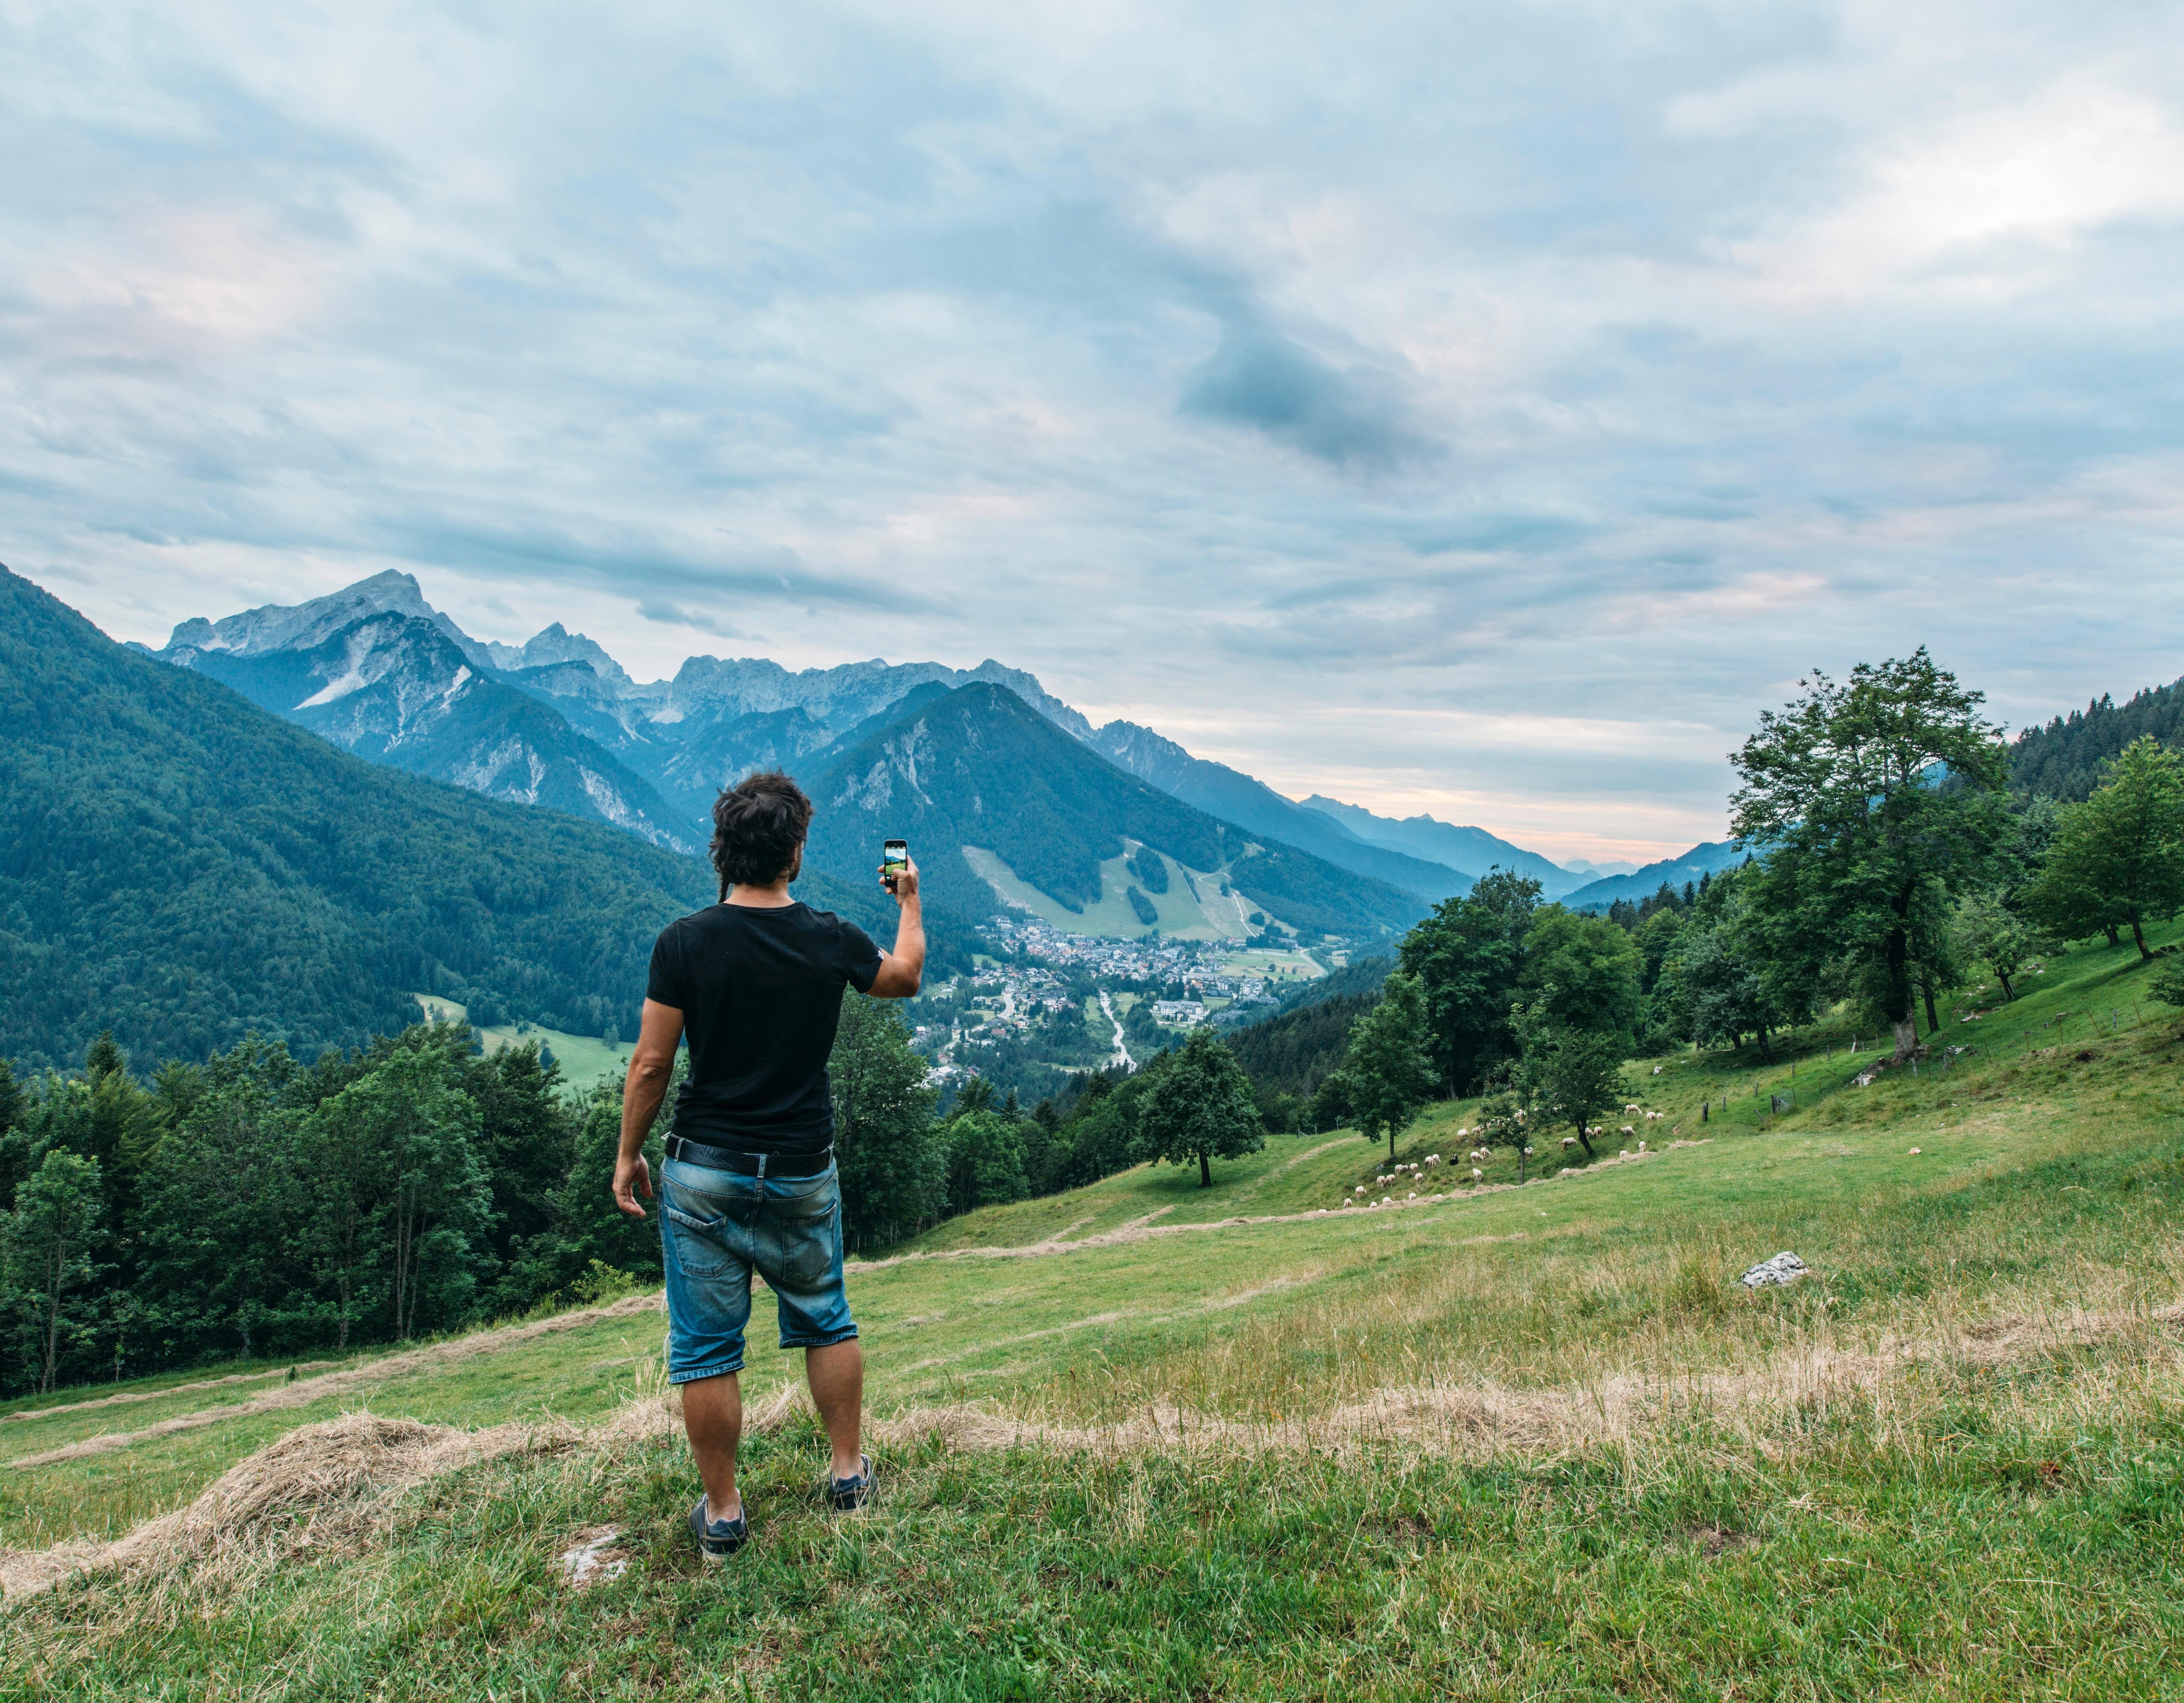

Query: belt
<box><xmin>663</xmin><ymin>1134</ymin><xmax>834</xmax><ymax>1178</ymax></box>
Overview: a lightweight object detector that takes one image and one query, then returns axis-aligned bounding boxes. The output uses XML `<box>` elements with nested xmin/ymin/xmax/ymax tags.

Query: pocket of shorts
<box><xmin>662</xmin><ymin>1177</ymin><xmax>737</xmax><ymax>1234</ymax></box>
<box><xmin>781</xmin><ymin>1198</ymin><xmax>840</xmax><ymax>1289</ymax></box>
<box><xmin>766</xmin><ymin>1169</ymin><xmax>838</xmax><ymax>1224</ymax></box>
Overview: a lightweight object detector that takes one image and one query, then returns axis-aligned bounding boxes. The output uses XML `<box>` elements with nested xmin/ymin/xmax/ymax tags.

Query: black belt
<box><xmin>664</xmin><ymin>1134</ymin><xmax>833</xmax><ymax>1178</ymax></box>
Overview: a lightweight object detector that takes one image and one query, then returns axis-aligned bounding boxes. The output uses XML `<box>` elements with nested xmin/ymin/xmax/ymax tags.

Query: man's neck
<box><xmin>725</xmin><ymin>880</ymin><xmax>797</xmax><ymax>909</ymax></box>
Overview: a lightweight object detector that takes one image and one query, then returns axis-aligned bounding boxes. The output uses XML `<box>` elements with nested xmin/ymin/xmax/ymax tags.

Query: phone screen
<box><xmin>883</xmin><ymin>840</ymin><xmax>908</xmax><ymax>885</ymax></box>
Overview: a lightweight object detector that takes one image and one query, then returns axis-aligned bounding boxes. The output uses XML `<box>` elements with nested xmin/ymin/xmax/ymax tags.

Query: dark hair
<box><xmin>710</xmin><ymin>770</ymin><xmax>814</xmax><ymax>899</ymax></box>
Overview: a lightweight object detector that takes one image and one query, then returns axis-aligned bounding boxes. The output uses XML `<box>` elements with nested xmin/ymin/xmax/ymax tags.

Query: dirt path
<box><xmin>5</xmin><ymin>1146</ymin><xmax>1710</xmax><ymax>1469</ymax></box>
<box><xmin>1</xmin><ymin>1294</ymin><xmax>662</xmax><ymax>1472</ymax></box>
<box><xmin>14</xmin><ymin>1294</ymin><xmax>2177</xmax><ymax>1603</ymax></box>
<box><xmin>2</xmin><ymin>1362</ymin><xmax>343</xmax><ymax>1427</ymax></box>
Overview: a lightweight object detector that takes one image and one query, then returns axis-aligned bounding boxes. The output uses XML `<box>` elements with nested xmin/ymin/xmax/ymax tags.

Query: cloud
<box><xmin>1179</xmin><ymin>319</ymin><xmax>1437</xmax><ymax>469</ymax></box>
<box><xmin>5</xmin><ymin>0</ymin><xmax>2184</xmax><ymax>855</ymax></box>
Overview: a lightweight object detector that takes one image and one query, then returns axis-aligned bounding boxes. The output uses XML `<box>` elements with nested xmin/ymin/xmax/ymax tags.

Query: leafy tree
<box><xmin>1732</xmin><ymin>650</ymin><xmax>2010</xmax><ymax>1061</ymax></box>
<box><xmin>1518</xmin><ymin>908</ymin><xmax>1643</xmax><ymax>1040</ymax></box>
<box><xmin>2149</xmin><ymin>957</ymin><xmax>2184</xmax><ymax>1009</ymax></box>
<box><xmin>1125</xmin><ymin>885</ymin><xmax>1159</xmax><ymax>927</ymax></box>
<box><xmin>2</xmin><ymin>1150</ymin><xmax>105</xmax><ymax>1394</ymax></box>
<box><xmin>291</xmin><ymin>1083</ymin><xmax>387</xmax><ymax>1352</ymax></box>
<box><xmin>1326</xmin><ymin>972</ymin><xmax>1436</xmax><ymax>1162</ymax></box>
<box><xmin>1541</xmin><ymin>1028</ymin><xmax>1629</xmax><ymax>1163</ymax></box>
<box><xmin>368</xmin><ymin>1048</ymin><xmax>493</xmax><ymax>1341</ymax></box>
<box><xmin>1397</xmin><ymin>869</ymin><xmax>1541</xmax><ymax>1094</ymax></box>
<box><xmin>137</xmin><ymin>1066</ymin><xmax>295</xmax><ymax>1361</ymax></box>
<box><xmin>1955</xmin><ymin>889</ymin><xmax>2035</xmax><ymax>1001</ymax></box>
<box><xmin>500</xmin><ymin>1077</ymin><xmax>665</xmax><ymax>1312</ymax></box>
<box><xmin>1135</xmin><ymin>1027</ymin><xmax>1265</xmax><ymax>1187</ymax></box>
<box><xmin>830</xmin><ymin>994</ymin><xmax>942</xmax><ymax>1250</ymax></box>
<box><xmin>942</xmin><ymin>1110</ymin><xmax>1030</xmax><ymax>1213</ymax></box>
<box><xmin>462</xmin><ymin>1040</ymin><xmax>574</xmax><ymax>1268</ymax></box>
<box><xmin>2027</xmin><ymin>737</ymin><xmax>2184</xmax><ymax>962</ymax></box>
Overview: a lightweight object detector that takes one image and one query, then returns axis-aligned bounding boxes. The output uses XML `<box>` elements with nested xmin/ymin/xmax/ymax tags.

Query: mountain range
<box><xmin>147</xmin><ymin>571</ymin><xmax>1705</xmax><ymax>932</ymax></box>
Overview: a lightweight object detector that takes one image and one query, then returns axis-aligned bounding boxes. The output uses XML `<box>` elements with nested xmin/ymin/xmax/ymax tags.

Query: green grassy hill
<box><xmin>6</xmin><ymin>925</ymin><xmax>2183</xmax><ymax>1697</ymax></box>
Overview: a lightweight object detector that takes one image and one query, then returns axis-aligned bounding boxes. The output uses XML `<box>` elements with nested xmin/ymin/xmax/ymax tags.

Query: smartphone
<box><xmin>882</xmin><ymin>839</ymin><xmax>909</xmax><ymax>892</ymax></box>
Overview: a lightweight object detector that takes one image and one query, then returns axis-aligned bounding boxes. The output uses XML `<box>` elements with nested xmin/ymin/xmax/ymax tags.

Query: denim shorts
<box><xmin>658</xmin><ymin>1155</ymin><xmax>858</xmax><ymax>1384</ymax></box>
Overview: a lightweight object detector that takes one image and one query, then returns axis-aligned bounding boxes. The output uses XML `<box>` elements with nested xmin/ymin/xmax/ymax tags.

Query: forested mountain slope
<box><xmin>0</xmin><ymin>568</ymin><xmax>895</xmax><ymax>1071</ymax></box>
<box><xmin>801</xmin><ymin>685</ymin><xmax>1429</xmax><ymax>940</ymax></box>
<box><xmin>2011</xmin><ymin>676</ymin><xmax>2184</xmax><ymax>802</ymax></box>
<box><xmin>1560</xmin><ymin>840</ymin><xmax>1749</xmax><ymax>909</ymax></box>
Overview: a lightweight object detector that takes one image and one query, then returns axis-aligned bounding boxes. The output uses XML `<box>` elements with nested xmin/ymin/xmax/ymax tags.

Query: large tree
<box><xmin>830</xmin><ymin>993</ymin><xmax>943</xmax><ymax>1249</ymax></box>
<box><xmin>2028</xmin><ymin>736</ymin><xmax>2184</xmax><ymax>962</ymax></box>
<box><xmin>1517</xmin><ymin>908</ymin><xmax>1643</xmax><ymax>1040</ymax></box>
<box><xmin>2</xmin><ymin>1149</ymin><xmax>105</xmax><ymax>1395</ymax></box>
<box><xmin>1397</xmin><ymin>868</ymin><xmax>1541</xmax><ymax>1094</ymax></box>
<box><xmin>1136</xmin><ymin>1027</ymin><xmax>1266</xmax><ymax>1186</ymax></box>
<box><xmin>1327</xmin><ymin>972</ymin><xmax>1438</xmax><ymax>1162</ymax></box>
<box><xmin>1731</xmin><ymin>650</ymin><xmax>2010</xmax><ymax>1062</ymax></box>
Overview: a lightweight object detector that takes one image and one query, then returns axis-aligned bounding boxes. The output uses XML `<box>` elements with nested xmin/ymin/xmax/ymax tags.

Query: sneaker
<box><xmin>826</xmin><ymin>1454</ymin><xmax>874</xmax><ymax>1511</ymax></box>
<box><xmin>688</xmin><ymin>1494</ymin><xmax>748</xmax><ymax>1559</ymax></box>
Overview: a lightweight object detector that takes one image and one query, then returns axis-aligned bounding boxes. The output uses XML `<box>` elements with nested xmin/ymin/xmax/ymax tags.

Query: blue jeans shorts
<box><xmin>659</xmin><ymin>1154</ymin><xmax>858</xmax><ymax>1384</ymax></box>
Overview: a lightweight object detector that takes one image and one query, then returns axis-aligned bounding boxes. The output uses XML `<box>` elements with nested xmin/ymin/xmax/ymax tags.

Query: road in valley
<box><xmin>1098</xmin><ymin>989</ymin><xmax>1134</xmax><ymax>1071</ymax></box>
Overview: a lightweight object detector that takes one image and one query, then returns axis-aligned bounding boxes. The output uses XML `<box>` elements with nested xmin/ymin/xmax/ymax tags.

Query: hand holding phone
<box><xmin>881</xmin><ymin>839</ymin><xmax>909</xmax><ymax>894</ymax></box>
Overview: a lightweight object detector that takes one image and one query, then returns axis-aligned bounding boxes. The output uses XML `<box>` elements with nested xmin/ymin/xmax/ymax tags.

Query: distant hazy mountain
<box><xmin>1560</xmin><ymin>856</ymin><xmax>1638</xmax><ymax>878</ymax></box>
<box><xmin>1088</xmin><ymin>722</ymin><xmax>1471</xmax><ymax>903</ymax></box>
<box><xmin>0</xmin><ymin>564</ymin><xmax>908</xmax><ymax>1069</ymax></box>
<box><xmin>1296</xmin><ymin>796</ymin><xmax>1582</xmax><ymax>897</ymax></box>
<box><xmin>800</xmin><ymin>685</ymin><xmax>1429</xmax><ymax>942</ymax></box>
<box><xmin>162</xmin><ymin>609</ymin><xmax>694</xmax><ymax>852</ymax></box>
<box><xmin>1560</xmin><ymin>842</ymin><xmax>1750</xmax><ymax>909</ymax></box>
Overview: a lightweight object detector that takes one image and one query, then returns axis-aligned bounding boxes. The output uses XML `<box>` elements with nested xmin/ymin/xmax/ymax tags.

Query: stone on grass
<box><xmin>1739</xmin><ymin>1252</ymin><xmax>1811</xmax><ymax>1289</ymax></box>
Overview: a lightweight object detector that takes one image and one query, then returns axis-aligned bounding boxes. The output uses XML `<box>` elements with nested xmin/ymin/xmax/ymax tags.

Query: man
<box><xmin>613</xmin><ymin>769</ymin><xmax>922</xmax><ymax>1559</ymax></box>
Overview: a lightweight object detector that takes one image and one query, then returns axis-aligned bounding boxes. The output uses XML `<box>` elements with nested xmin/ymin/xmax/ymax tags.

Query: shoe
<box><xmin>827</xmin><ymin>1454</ymin><xmax>874</xmax><ymax>1511</ymax></box>
<box><xmin>688</xmin><ymin>1494</ymin><xmax>748</xmax><ymax>1559</ymax></box>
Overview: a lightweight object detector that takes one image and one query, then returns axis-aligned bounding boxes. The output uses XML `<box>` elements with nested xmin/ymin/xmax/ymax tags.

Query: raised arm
<box><xmin>867</xmin><ymin>856</ymin><xmax>925</xmax><ymax>997</ymax></box>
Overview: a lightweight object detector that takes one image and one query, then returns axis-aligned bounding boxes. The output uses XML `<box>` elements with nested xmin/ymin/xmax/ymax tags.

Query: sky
<box><xmin>4</xmin><ymin>1</ymin><xmax>2182</xmax><ymax>863</ymax></box>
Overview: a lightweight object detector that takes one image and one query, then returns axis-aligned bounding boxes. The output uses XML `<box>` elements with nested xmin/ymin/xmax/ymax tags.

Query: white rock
<box><xmin>1739</xmin><ymin>1252</ymin><xmax>1811</xmax><ymax>1289</ymax></box>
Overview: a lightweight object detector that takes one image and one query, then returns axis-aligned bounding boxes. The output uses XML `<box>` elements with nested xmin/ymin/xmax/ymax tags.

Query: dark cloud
<box><xmin>1179</xmin><ymin>322</ymin><xmax>1437</xmax><ymax>470</ymax></box>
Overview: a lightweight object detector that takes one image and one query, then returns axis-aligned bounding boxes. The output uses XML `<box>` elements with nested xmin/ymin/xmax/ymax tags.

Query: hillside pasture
<box><xmin>409</xmin><ymin>994</ymin><xmax>626</xmax><ymax>1089</ymax></box>
<box><xmin>6</xmin><ymin>930</ymin><xmax>2184</xmax><ymax>1696</ymax></box>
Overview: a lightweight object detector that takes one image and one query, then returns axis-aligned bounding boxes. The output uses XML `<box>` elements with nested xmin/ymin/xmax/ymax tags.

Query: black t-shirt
<box><xmin>645</xmin><ymin>901</ymin><xmax>884</xmax><ymax>1154</ymax></box>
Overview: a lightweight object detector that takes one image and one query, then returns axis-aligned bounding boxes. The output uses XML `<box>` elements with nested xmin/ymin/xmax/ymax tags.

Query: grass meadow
<box><xmin>3</xmin><ymin>925</ymin><xmax>2182</xmax><ymax>1698</ymax></box>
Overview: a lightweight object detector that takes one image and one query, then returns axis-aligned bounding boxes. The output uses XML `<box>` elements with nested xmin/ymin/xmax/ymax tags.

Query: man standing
<box><xmin>613</xmin><ymin>770</ymin><xmax>922</xmax><ymax>1558</ymax></box>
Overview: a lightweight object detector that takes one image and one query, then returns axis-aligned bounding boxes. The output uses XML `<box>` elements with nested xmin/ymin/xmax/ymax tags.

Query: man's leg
<box><xmin>682</xmin><ymin>1371</ymin><xmax>744</xmax><ymax>1518</ymax></box>
<box><xmin>804</xmin><ymin>1340</ymin><xmax>863</xmax><ymax>1480</ymax></box>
